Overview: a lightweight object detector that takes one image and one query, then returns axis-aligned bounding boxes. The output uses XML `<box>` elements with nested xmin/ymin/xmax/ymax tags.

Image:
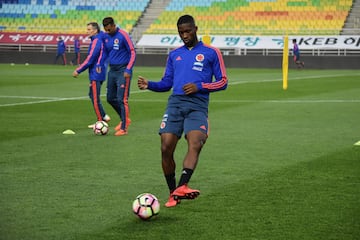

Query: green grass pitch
<box><xmin>0</xmin><ymin>64</ymin><xmax>359</xmax><ymax>240</ymax></box>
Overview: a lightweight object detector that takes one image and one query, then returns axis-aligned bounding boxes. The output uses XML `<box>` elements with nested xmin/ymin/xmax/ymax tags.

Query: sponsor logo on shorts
<box><xmin>161</xmin><ymin>114</ymin><xmax>168</xmax><ymax>129</ymax></box>
<box><xmin>162</xmin><ymin>114</ymin><xmax>168</xmax><ymax>122</ymax></box>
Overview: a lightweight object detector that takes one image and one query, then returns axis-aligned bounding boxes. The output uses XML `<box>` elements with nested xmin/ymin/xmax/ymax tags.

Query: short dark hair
<box><xmin>88</xmin><ymin>22</ymin><xmax>100</xmax><ymax>33</ymax></box>
<box><xmin>292</xmin><ymin>39</ymin><xmax>297</xmax><ymax>43</ymax></box>
<box><xmin>177</xmin><ymin>15</ymin><xmax>195</xmax><ymax>26</ymax></box>
<box><xmin>103</xmin><ymin>17</ymin><xmax>115</xmax><ymax>27</ymax></box>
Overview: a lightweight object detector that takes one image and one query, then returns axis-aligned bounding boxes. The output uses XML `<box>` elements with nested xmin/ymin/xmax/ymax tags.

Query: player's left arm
<box><xmin>121</xmin><ymin>30</ymin><xmax>136</xmax><ymax>76</ymax></box>
<box><xmin>197</xmin><ymin>48</ymin><xmax>228</xmax><ymax>93</ymax></box>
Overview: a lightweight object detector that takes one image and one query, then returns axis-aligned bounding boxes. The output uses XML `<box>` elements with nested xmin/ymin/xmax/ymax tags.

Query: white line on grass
<box><xmin>0</xmin><ymin>91</ymin><xmax>145</xmax><ymax>107</ymax></box>
<box><xmin>131</xmin><ymin>99</ymin><xmax>360</xmax><ymax>103</ymax></box>
<box><xmin>2</xmin><ymin>97</ymin><xmax>359</xmax><ymax>107</ymax></box>
<box><xmin>1</xmin><ymin>73</ymin><xmax>359</xmax><ymax>107</ymax></box>
<box><xmin>210</xmin><ymin>99</ymin><xmax>360</xmax><ymax>103</ymax></box>
<box><xmin>229</xmin><ymin>73</ymin><xmax>360</xmax><ymax>85</ymax></box>
<box><xmin>0</xmin><ymin>95</ymin><xmax>63</xmax><ymax>99</ymax></box>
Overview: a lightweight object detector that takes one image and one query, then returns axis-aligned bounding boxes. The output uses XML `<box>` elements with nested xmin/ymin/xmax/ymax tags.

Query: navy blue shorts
<box><xmin>294</xmin><ymin>53</ymin><xmax>300</xmax><ymax>62</ymax></box>
<box><xmin>159</xmin><ymin>95</ymin><xmax>209</xmax><ymax>138</ymax></box>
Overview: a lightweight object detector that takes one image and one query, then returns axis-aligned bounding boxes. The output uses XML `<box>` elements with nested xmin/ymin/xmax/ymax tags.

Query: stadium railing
<box><xmin>1</xmin><ymin>42</ymin><xmax>359</xmax><ymax>57</ymax></box>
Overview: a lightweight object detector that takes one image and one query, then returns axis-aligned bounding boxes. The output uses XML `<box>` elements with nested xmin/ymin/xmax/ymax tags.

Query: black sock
<box><xmin>178</xmin><ymin>168</ymin><xmax>194</xmax><ymax>187</ymax></box>
<box><xmin>165</xmin><ymin>173</ymin><xmax>176</xmax><ymax>193</ymax></box>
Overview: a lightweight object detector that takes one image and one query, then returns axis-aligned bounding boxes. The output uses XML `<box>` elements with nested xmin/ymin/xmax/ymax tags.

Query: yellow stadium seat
<box><xmin>1</xmin><ymin>0</ymin><xmax>352</xmax><ymax>35</ymax></box>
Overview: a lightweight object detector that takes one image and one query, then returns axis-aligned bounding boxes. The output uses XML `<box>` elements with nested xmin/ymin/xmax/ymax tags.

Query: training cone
<box><xmin>354</xmin><ymin>141</ymin><xmax>360</xmax><ymax>146</ymax></box>
<box><xmin>62</xmin><ymin>129</ymin><xmax>75</xmax><ymax>135</ymax></box>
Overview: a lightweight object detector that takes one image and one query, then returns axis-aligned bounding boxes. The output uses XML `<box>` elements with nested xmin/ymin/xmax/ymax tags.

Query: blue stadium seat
<box><xmin>0</xmin><ymin>0</ymin><xmax>150</xmax><ymax>33</ymax></box>
<box><xmin>18</xmin><ymin>0</ymin><xmax>30</xmax><ymax>4</ymax></box>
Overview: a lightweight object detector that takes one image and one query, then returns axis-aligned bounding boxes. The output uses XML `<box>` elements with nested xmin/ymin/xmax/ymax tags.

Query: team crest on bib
<box><xmin>113</xmin><ymin>39</ymin><xmax>119</xmax><ymax>50</ymax></box>
<box><xmin>193</xmin><ymin>54</ymin><xmax>204</xmax><ymax>71</ymax></box>
<box><xmin>195</xmin><ymin>54</ymin><xmax>204</xmax><ymax>62</ymax></box>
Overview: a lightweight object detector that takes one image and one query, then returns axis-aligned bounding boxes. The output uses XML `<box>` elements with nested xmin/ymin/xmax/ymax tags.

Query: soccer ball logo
<box><xmin>132</xmin><ymin>193</ymin><xmax>160</xmax><ymax>220</ymax></box>
<box><xmin>93</xmin><ymin>121</ymin><xmax>109</xmax><ymax>135</ymax></box>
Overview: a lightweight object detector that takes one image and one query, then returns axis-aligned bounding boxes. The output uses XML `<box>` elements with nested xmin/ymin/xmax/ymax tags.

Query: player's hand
<box><xmin>124</xmin><ymin>72</ymin><xmax>131</xmax><ymax>78</ymax></box>
<box><xmin>137</xmin><ymin>76</ymin><xmax>148</xmax><ymax>90</ymax></box>
<box><xmin>183</xmin><ymin>83</ymin><xmax>198</xmax><ymax>95</ymax></box>
<box><xmin>72</xmin><ymin>70</ymin><xmax>79</xmax><ymax>78</ymax></box>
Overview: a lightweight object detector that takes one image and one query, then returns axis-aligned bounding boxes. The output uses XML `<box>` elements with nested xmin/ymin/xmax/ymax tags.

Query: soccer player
<box><xmin>102</xmin><ymin>17</ymin><xmax>136</xmax><ymax>136</ymax></box>
<box><xmin>137</xmin><ymin>15</ymin><xmax>228</xmax><ymax>207</ymax></box>
<box><xmin>72</xmin><ymin>22</ymin><xmax>110</xmax><ymax>127</ymax></box>
<box><xmin>71</xmin><ymin>36</ymin><xmax>81</xmax><ymax>66</ymax></box>
<box><xmin>292</xmin><ymin>39</ymin><xmax>305</xmax><ymax>68</ymax></box>
<box><xmin>54</xmin><ymin>36</ymin><xmax>66</xmax><ymax>65</ymax></box>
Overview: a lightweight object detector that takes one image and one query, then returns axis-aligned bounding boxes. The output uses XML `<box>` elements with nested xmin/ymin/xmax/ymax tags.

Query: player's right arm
<box><xmin>75</xmin><ymin>38</ymin><xmax>101</xmax><ymax>74</ymax></box>
<box><xmin>137</xmin><ymin>76</ymin><xmax>148</xmax><ymax>90</ymax></box>
<box><xmin>72</xmin><ymin>70</ymin><xmax>79</xmax><ymax>78</ymax></box>
<box><xmin>140</xmin><ymin>56</ymin><xmax>174</xmax><ymax>92</ymax></box>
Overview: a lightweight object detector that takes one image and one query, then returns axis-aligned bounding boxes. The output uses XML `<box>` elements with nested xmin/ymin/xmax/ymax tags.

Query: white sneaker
<box><xmin>103</xmin><ymin>114</ymin><xmax>111</xmax><ymax>122</ymax></box>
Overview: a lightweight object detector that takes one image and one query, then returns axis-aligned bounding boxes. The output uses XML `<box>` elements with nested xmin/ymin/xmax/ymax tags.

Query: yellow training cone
<box><xmin>62</xmin><ymin>129</ymin><xmax>75</xmax><ymax>135</ymax></box>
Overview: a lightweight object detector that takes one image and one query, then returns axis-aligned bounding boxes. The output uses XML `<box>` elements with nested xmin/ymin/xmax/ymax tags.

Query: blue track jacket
<box><xmin>76</xmin><ymin>32</ymin><xmax>107</xmax><ymax>81</ymax></box>
<box><xmin>103</xmin><ymin>27</ymin><xmax>136</xmax><ymax>75</ymax></box>
<box><xmin>148</xmin><ymin>41</ymin><xmax>228</xmax><ymax>100</ymax></box>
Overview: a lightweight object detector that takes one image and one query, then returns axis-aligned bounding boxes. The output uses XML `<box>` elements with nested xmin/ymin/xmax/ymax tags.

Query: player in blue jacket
<box><xmin>71</xmin><ymin>36</ymin><xmax>81</xmax><ymax>66</ymax></box>
<box><xmin>138</xmin><ymin>15</ymin><xmax>228</xmax><ymax>207</ymax></box>
<box><xmin>292</xmin><ymin>39</ymin><xmax>305</xmax><ymax>68</ymax></box>
<box><xmin>72</xmin><ymin>22</ymin><xmax>110</xmax><ymax>128</ymax></box>
<box><xmin>54</xmin><ymin>36</ymin><xmax>66</xmax><ymax>65</ymax></box>
<box><xmin>102</xmin><ymin>17</ymin><xmax>136</xmax><ymax>136</ymax></box>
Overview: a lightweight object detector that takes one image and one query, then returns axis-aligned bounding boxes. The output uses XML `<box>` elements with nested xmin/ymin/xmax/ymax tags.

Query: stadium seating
<box><xmin>0</xmin><ymin>0</ymin><xmax>353</xmax><ymax>35</ymax></box>
<box><xmin>0</xmin><ymin>0</ymin><xmax>150</xmax><ymax>33</ymax></box>
<box><xmin>146</xmin><ymin>0</ymin><xmax>353</xmax><ymax>35</ymax></box>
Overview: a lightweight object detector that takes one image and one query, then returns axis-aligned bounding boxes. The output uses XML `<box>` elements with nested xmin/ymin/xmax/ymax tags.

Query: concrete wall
<box><xmin>0</xmin><ymin>51</ymin><xmax>359</xmax><ymax>69</ymax></box>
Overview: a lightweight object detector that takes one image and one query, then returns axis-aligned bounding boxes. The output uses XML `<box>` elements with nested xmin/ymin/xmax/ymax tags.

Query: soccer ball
<box><xmin>132</xmin><ymin>193</ymin><xmax>160</xmax><ymax>220</ymax></box>
<box><xmin>93</xmin><ymin>121</ymin><xmax>109</xmax><ymax>135</ymax></box>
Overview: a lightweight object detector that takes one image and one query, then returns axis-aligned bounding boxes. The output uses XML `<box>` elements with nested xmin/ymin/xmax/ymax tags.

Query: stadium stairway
<box><xmin>131</xmin><ymin>0</ymin><xmax>172</xmax><ymax>43</ymax></box>
<box><xmin>341</xmin><ymin>0</ymin><xmax>360</xmax><ymax>34</ymax></box>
